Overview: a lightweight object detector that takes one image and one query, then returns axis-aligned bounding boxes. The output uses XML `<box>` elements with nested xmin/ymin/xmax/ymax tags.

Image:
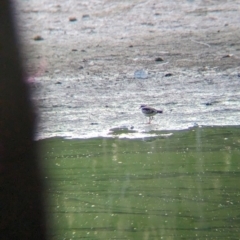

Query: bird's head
<box><xmin>140</xmin><ymin>104</ymin><xmax>147</xmax><ymax>109</ymax></box>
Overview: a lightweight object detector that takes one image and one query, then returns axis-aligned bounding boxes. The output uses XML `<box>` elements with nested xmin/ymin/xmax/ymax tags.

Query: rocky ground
<box><xmin>16</xmin><ymin>0</ymin><xmax>240</xmax><ymax>139</ymax></box>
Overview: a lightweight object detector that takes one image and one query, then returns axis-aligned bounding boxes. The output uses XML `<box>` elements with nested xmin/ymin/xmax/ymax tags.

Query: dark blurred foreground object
<box><xmin>0</xmin><ymin>1</ymin><xmax>47</xmax><ymax>239</ymax></box>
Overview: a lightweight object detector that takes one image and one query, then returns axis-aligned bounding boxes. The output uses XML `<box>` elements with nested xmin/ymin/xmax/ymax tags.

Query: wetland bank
<box><xmin>16</xmin><ymin>0</ymin><xmax>240</xmax><ymax>238</ymax></box>
<box><xmin>42</xmin><ymin>126</ymin><xmax>240</xmax><ymax>239</ymax></box>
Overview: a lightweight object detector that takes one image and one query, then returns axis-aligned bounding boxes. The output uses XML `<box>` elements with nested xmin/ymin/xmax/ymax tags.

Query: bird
<box><xmin>140</xmin><ymin>105</ymin><xmax>163</xmax><ymax>124</ymax></box>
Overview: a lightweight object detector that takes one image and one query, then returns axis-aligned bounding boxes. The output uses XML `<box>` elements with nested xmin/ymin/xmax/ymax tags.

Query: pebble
<box><xmin>33</xmin><ymin>35</ymin><xmax>44</xmax><ymax>41</ymax></box>
<box><xmin>82</xmin><ymin>14</ymin><xmax>90</xmax><ymax>20</ymax></box>
<box><xmin>134</xmin><ymin>69</ymin><xmax>148</xmax><ymax>79</ymax></box>
<box><xmin>155</xmin><ymin>57</ymin><xmax>164</xmax><ymax>62</ymax></box>
<box><xmin>205</xmin><ymin>102</ymin><xmax>213</xmax><ymax>106</ymax></box>
<box><xmin>222</xmin><ymin>54</ymin><xmax>232</xmax><ymax>58</ymax></box>
<box><xmin>69</xmin><ymin>17</ymin><xmax>77</xmax><ymax>22</ymax></box>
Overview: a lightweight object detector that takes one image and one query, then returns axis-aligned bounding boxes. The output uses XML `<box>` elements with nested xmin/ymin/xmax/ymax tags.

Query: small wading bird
<box><xmin>140</xmin><ymin>105</ymin><xmax>163</xmax><ymax>124</ymax></box>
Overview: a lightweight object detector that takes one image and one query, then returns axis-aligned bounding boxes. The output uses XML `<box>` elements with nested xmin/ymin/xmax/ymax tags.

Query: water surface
<box><xmin>42</xmin><ymin>126</ymin><xmax>240</xmax><ymax>239</ymax></box>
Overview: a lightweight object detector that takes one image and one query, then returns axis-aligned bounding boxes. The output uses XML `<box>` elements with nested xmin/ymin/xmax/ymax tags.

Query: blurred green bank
<box><xmin>41</xmin><ymin>126</ymin><xmax>240</xmax><ymax>239</ymax></box>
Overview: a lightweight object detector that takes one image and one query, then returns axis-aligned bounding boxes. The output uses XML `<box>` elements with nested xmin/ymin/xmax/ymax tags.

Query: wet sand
<box><xmin>17</xmin><ymin>0</ymin><xmax>240</xmax><ymax>139</ymax></box>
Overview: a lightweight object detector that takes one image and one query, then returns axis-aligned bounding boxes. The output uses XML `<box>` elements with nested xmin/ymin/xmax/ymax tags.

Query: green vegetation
<box><xmin>41</xmin><ymin>126</ymin><xmax>240</xmax><ymax>239</ymax></box>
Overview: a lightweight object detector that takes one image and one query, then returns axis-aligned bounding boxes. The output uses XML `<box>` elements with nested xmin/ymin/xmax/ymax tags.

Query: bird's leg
<box><xmin>150</xmin><ymin>116</ymin><xmax>155</xmax><ymax>124</ymax></box>
<box><xmin>148</xmin><ymin>117</ymin><xmax>152</xmax><ymax>124</ymax></box>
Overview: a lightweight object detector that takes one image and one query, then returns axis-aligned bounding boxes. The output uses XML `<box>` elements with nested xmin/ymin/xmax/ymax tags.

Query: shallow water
<box><xmin>34</xmin><ymin>72</ymin><xmax>240</xmax><ymax>140</ymax></box>
<box><xmin>41</xmin><ymin>126</ymin><xmax>240</xmax><ymax>239</ymax></box>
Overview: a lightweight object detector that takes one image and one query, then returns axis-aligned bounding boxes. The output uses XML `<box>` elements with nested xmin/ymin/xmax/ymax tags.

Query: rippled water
<box><xmin>42</xmin><ymin>126</ymin><xmax>240</xmax><ymax>239</ymax></box>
